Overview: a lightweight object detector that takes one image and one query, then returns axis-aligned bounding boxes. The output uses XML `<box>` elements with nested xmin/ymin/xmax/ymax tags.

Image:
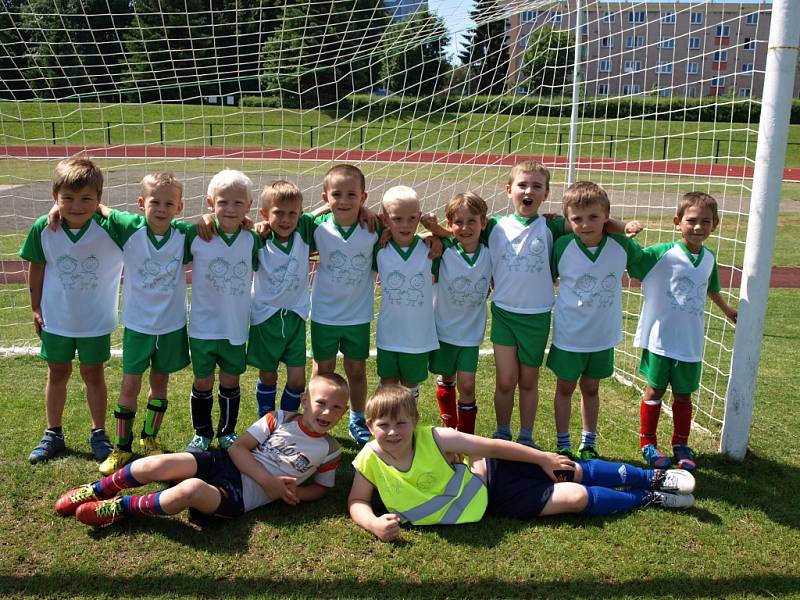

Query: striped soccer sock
<box><xmin>93</xmin><ymin>463</ymin><xmax>142</xmax><ymax>499</ymax></box>
<box><xmin>120</xmin><ymin>491</ymin><xmax>167</xmax><ymax>517</ymax></box>
<box><xmin>280</xmin><ymin>385</ymin><xmax>304</xmax><ymax>413</ymax></box>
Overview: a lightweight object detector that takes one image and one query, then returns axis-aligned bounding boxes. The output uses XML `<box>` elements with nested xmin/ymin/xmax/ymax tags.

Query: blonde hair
<box><xmin>382</xmin><ymin>185</ymin><xmax>419</xmax><ymax>212</ymax></box>
<box><xmin>323</xmin><ymin>164</ymin><xmax>365</xmax><ymax>192</ymax></box>
<box><xmin>678</xmin><ymin>191</ymin><xmax>719</xmax><ymax>224</ymax></box>
<box><xmin>260</xmin><ymin>180</ymin><xmax>303</xmax><ymax>210</ymax></box>
<box><xmin>507</xmin><ymin>159</ymin><xmax>551</xmax><ymax>189</ymax></box>
<box><xmin>141</xmin><ymin>172</ymin><xmax>183</xmax><ymax>197</ymax></box>
<box><xmin>52</xmin><ymin>157</ymin><xmax>103</xmax><ymax>197</ymax></box>
<box><xmin>307</xmin><ymin>372</ymin><xmax>349</xmax><ymax>396</ymax></box>
<box><xmin>207</xmin><ymin>169</ymin><xmax>253</xmax><ymax>202</ymax></box>
<box><xmin>365</xmin><ymin>385</ymin><xmax>419</xmax><ymax>424</ymax></box>
<box><xmin>562</xmin><ymin>181</ymin><xmax>610</xmax><ymax>216</ymax></box>
<box><xmin>445</xmin><ymin>191</ymin><xmax>488</xmax><ymax>223</ymax></box>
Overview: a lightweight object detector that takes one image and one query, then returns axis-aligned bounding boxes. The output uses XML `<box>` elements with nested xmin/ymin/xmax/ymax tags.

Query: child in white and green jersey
<box><xmin>628</xmin><ymin>192</ymin><xmax>737</xmax><ymax>472</ymax></box>
<box><xmin>375</xmin><ymin>186</ymin><xmax>439</xmax><ymax>397</ymax></box>
<box><xmin>547</xmin><ymin>182</ymin><xmax>644</xmax><ymax>461</ymax></box>
<box><xmin>422</xmin><ymin>192</ymin><xmax>492</xmax><ymax>435</ymax></box>
<box><xmin>21</xmin><ymin>158</ymin><xmax>121</xmax><ymax>465</ymax></box>
<box><xmin>185</xmin><ymin>169</ymin><xmax>261</xmax><ymax>454</ymax></box>
<box><xmin>249</xmin><ymin>181</ymin><xmax>315</xmax><ymax>418</ymax></box>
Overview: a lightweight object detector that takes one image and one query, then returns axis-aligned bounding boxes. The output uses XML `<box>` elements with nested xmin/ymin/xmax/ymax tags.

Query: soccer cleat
<box><xmin>217</xmin><ymin>433</ymin><xmax>238</xmax><ymax>451</ymax></box>
<box><xmin>55</xmin><ymin>484</ymin><xmax>99</xmax><ymax>516</ymax></box>
<box><xmin>646</xmin><ymin>490</ymin><xmax>695</xmax><ymax>510</ymax></box>
<box><xmin>555</xmin><ymin>446</ymin><xmax>576</xmax><ymax>460</ymax></box>
<box><xmin>348</xmin><ymin>416</ymin><xmax>371</xmax><ymax>446</ymax></box>
<box><xmin>577</xmin><ymin>444</ymin><xmax>600</xmax><ymax>461</ymax></box>
<box><xmin>185</xmin><ymin>435</ymin><xmax>211</xmax><ymax>454</ymax></box>
<box><xmin>650</xmin><ymin>469</ymin><xmax>696</xmax><ymax>495</ymax></box>
<box><xmin>517</xmin><ymin>438</ymin><xmax>542</xmax><ymax>450</ymax></box>
<box><xmin>89</xmin><ymin>429</ymin><xmax>113</xmax><ymax>461</ymax></box>
<box><xmin>75</xmin><ymin>498</ymin><xmax>126</xmax><ymax>526</ymax></box>
<box><xmin>491</xmin><ymin>430</ymin><xmax>512</xmax><ymax>441</ymax></box>
<box><xmin>98</xmin><ymin>448</ymin><xmax>134</xmax><ymax>477</ymax></box>
<box><xmin>138</xmin><ymin>436</ymin><xmax>164</xmax><ymax>456</ymax></box>
<box><xmin>28</xmin><ymin>430</ymin><xmax>66</xmax><ymax>465</ymax></box>
<box><xmin>642</xmin><ymin>444</ymin><xmax>672</xmax><ymax>469</ymax></box>
<box><xmin>672</xmin><ymin>445</ymin><xmax>697</xmax><ymax>472</ymax></box>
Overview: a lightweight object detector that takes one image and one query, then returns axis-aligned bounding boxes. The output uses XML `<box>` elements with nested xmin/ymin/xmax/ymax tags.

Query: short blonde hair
<box><xmin>141</xmin><ymin>172</ymin><xmax>183</xmax><ymax>197</ymax></box>
<box><xmin>260</xmin><ymin>180</ymin><xmax>303</xmax><ymax>210</ymax></box>
<box><xmin>445</xmin><ymin>191</ymin><xmax>488</xmax><ymax>223</ymax></box>
<box><xmin>52</xmin><ymin>157</ymin><xmax>103</xmax><ymax>197</ymax></box>
<box><xmin>323</xmin><ymin>164</ymin><xmax>365</xmax><ymax>193</ymax></box>
<box><xmin>207</xmin><ymin>169</ymin><xmax>253</xmax><ymax>202</ymax></box>
<box><xmin>382</xmin><ymin>185</ymin><xmax>419</xmax><ymax>212</ymax></box>
<box><xmin>365</xmin><ymin>385</ymin><xmax>419</xmax><ymax>424</ymax></box>
<box><xmin>307</xmin><ymin>372</ymin><xmax>349</xmax><ymax>396</ymax></box>
<box><xmin>507</xmin><ymin>159</ymin><xmax>551</xmax><ymax>190</ymax></box>
<box><xmin>562</xmin><ymin>181</ymin><xmax>610</xmax><ymax>216</ymax></box>
<box><xmin>678</xmin><ymin>191</ymin><xmax>719</xmax><ymax>225</ymax></box>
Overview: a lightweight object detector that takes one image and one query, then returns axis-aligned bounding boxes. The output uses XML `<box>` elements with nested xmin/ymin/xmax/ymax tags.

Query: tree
<box><xmin>517</xmin><ymin>26</ymin><xmax>574</xmax><ymax>95</ymax></box>
<box><xmin>381</xmin><ymin>10</ymin><xmax>450</xmax><ymax>97</ymax></box>
<box><xmin>458</xmin><ymin>0</ymin><xmax>509</xmax><ymax>95</ymax></box>
<box><xmin>0</xmin><ymin>1</ymin><xmax>33</xmax><ymax>99</ymax></box>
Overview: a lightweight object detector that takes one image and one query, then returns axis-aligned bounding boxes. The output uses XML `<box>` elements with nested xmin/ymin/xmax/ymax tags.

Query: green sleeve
<box><xmin>431</xmin><ymin>256</ymin><xmax>441</xmax><ymax>282</ymax></box>
<box><xmin>372</xmin><ymin>241</ymin><xmax>381</xmax><ymax>272</ymax></box>
<box><xmin>250</xmin><ymin>231</ymin><xmax>262</xmax><ymax>271</ymax></box>
<box><xmin>313</xmin><ymin>213</ymin><xmax>333</xmax><ymax>227</ymax></box>
<box><xmin>171</xmin><ymin>219</ymin><xmax>193</xmax><ymax>234</ymax></box>
<box><xmin>19</xmin><ymin>215</ymin><xmax>49</xmax><ymax>263</ymax></box>
<box><xmin>103</xmin><ymin>209</ymin><xmax>146</xmax><ymax>248</ymax></box>
<box><xmin>184</xmin><ymin>225</ymin><xmax>199</xmax><ymax>264</ymax></box>
<box><xmin>296</xmin><ymin>213</ymin><xmax>316</xmax><ymax>250</ymax></box>
<box><xmin>707</xmin><ymin>248</ymin><xmax>721</xmax><ymax>293</ymax></box>
<box><xmin>546</xmin><ymin>216</ymin><xmax>567</xmax><ymax>239</ymax></box>
<box><xmin>626</xmin><ymin>242</ymin><xmax>673</xmax><ymax>281</ymax></box>
<box><xmin>480</xmin><ymin>216</ymin><xmax>500</xmax><ymax>245</ymax></box>
<box><xmin>551</xmin><ymin>234</ymin><xmax>574</xmax><ymax>281</ymax></box>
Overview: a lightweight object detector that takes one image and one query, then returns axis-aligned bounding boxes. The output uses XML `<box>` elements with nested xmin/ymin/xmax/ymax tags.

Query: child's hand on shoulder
<box><xmin>378</xmin><ymin>228</ymin><xmax>392</xmax><ymax>248</ymax></box>
<box><xmin>420</xmin><ymin>212</ymin><xmax>439</xmax><ymax>230</ymax></box>
<box><xmin>359</xmin><ymin>206</ymin><xmax>379</xmax><ymax>233</ymax></box>
<box><xmin>372</xmin><ymin>513</ymin><xmax>402</xmax><ymax>542</ymax></box>
<box><xmin>423</xmin><ymin>234</ymin><xmax>443</xmax><ymax>259</ymax></box>
<box><xmin>196</xmin><ymin>213</ymin><xmax>217</xmax><ymax>241</ymax></box>
<box><xmin>625</xmin><ymin>220</ymin><xmax>644</xmax><ymax>237</ymax></box>
<box><xmin>254</xmin><ymin>220</ymin><xmax>272</xmax><ymax>239</ymax></box>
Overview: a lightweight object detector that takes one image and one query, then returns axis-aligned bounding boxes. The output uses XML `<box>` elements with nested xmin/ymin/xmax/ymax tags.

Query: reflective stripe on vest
<box><xmin>397</xmin><ymin>463</ymin><xmax>485</xmax><ymax>524</ymax></box>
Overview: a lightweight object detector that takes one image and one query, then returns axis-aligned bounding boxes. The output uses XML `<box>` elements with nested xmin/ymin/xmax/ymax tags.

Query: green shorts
<box><xmin>189</xmin><ymin>337</ymin><xmax>247</xmax><ymax>379</ymax></box>
<box><xmin>639</xmin><ymin>349</ymin><xmax>701</xmax><ymax>394</ymax></box>
<box><xmin>490</xmin><ymin>304</ymin><xmax>551</xmax><ymax>368</ymax></box>
<box><xmin>39</xmin><ymin>330</ymin><xmax>111</xmax><ymax>365</ymax></box>
<box><xmin>377</xmin><ymin>348</ymin><xmax>430</xmax><ymax>385</ymax></box>
<box><xmin>247</xmin><ymin>310</ymin><xmax>307</xmax><ymax>372</ymax></box>
<box><xmin>310</xmin><ymin>321</ymin><xmax>370</xmax><ymax>361</ymax></box>
<box><xmin>546</xmin><ymin>345</ymin><xmax>614</xmax><ymax>382</ymax></box>
<box><xmin>122</xmin><ymin>326</ymin><xmax>190</xmax><ymax>375</ymax></box>
<box><xmin>429</xmin><ymin>341</ymin><xmax>479</xmax><ymax>375</ymax></box>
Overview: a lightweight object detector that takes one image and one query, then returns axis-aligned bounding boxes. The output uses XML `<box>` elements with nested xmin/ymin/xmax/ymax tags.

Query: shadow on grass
<box><xmin>2</xmin><ymin>573</ymin><xmax>799</xmax><ymax>598</ymax></box>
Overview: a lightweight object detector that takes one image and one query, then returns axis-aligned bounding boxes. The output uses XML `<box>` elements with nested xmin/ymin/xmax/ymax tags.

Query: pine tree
<box><xmin>517</xmin><ymin>26</ymin><xmax>574</xmax><ymax>95</ymax></box>
<box><xmin>458</xmin><ymin>0</ymin><xmax>509</xmax><ymax>96</ymax></box>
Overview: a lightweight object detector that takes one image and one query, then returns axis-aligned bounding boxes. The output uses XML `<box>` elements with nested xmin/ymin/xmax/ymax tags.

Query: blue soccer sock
<box><xmin>579</xmin><ymin>486</ymin><xmax>649</xmax><ymax>516</ymax></box>
<box><xmin>556</xmin><ymin>431</ymin><xmax>572</xmax><ymax>449</ymax></box>
<box><xmin>280</xmin><ymin>385</ymin><xmax>303</xmax><ymax>413</ymax></box>
<box><xmin>580</xmin><ymin>430</ymin><xmax>597</xmax><ymax>448</ymax></box>
<box><xmin>493</xmin><ymin>424</ymin><xmax>512</xmax><ymax>440</ymax></box>
<box><xmin>578</xmin><ymin>460</ymin><xmax>654</xmax><ymax>489</ymax></box>
<box><xmin>255</xmin><ymin>381</ymin><xmax>277</xmax><ymax>418</ymax></box>
<box><xmin>518</xmin><ymin>427</ymin><xmax>534</xmax><ymax>444</ymax></box>
<box><xmin>121</xmin><ymin>491</ymin><xmax>167</xmax><ymax>517</ymax></box>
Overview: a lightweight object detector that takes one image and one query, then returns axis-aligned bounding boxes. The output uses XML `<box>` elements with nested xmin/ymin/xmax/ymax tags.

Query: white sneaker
<box><xmin>649</xmin><ymin>491</ymin><xmax>695</xmax><ymax>509</ymax></box>
<box><xmin>652</xmin><ymin>469</ymin><xmax>696</xmax><ymax>495</ymax></box>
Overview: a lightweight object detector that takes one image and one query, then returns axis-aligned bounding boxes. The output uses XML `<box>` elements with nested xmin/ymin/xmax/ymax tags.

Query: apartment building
<box><xmin>507</xmin><ymin>1</ymin><xmax>800</xmax><ymax>98</ymax></box>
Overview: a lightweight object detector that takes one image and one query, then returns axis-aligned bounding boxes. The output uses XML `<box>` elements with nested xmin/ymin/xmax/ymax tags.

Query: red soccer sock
<box><xmin>640</xmin><ymin>400</ymin><xmax>661</xmax><ymax>448</ymax></box>
<box><xmin>671</xmin><ymin>400</ymin><xmax>693</xmax><ymax>447</ymax></box>
<box><xmin>435</xmin><ymin>380</ymin><xmax>458</xmax><ymax>428</ymax></box>
<box><xmin>456</xmin><ymin>402</ymin><xmax>477</xmax><ymax>435</ymax></box>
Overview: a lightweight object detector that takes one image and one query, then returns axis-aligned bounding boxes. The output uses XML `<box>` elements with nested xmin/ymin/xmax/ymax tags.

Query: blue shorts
<box><xmin>189</xmin><ymin>450</ymin><xmax>245</xmax><ymax>519</ymax></box>
<box><xmin>486</xmin><ymin>459</ymin><xmax>575</xmax><ymax>519</ymax></box>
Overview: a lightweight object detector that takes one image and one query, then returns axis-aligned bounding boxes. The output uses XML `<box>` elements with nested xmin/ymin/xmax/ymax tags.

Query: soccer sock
<box><xmin>46</xmin><ymin>426</ymin><xmax>64</xmax><ymax>437</ymax></box>
<box><xmin>216</xmin><ymin>385</ymin><xmax>241</xmax><ymax>438</ymax></box>
<box><xmin>190</xmin><ymin>386</ymin><xmax>214</xmax><ymax>438</ymax></box>
<box><xmin>518</xmin><ymin>427</ymin><xmax>534</xmax><ymax>444</ymax></box>
<box><xmin>93</xmin><ymin>463</ymin><xmax>142</xmax><ymax>499</ymax></box>
<box><xmin>556</xmin><ymin>431</ymin><xmax>572</xmax><ymax>449</ymax></box>
<box><xmin>280</xmin><ymin>385</ymin><xmax>303</xmax><ymax>413</ymax></box>
<box><xmin>120</xmin><ymin>491</ymin><xmax>167</xmax><ymax>517</ymax></box>
<box><xmin>113</xmin><ymin>405</ymin><xmax>135</xmax><ymax>451</ymax></box>
<box><xmin>579</xmin><ymin>487</ymin><xmax>649</xmax><ymax>516</ymax></box>
<box><xmin>640</xmin><ymin>399</ymin><xmax>661</xmax><ymax>447</ymax></box>
<box><xmin>142</xmin><ymin>398</ymin><xmax>167</xmax><ymax>438</ymax></box>
<box><xmin>580</xmin><ymin>431</ymin><xmax>597</xmax><ymax>448</ymax></box>
<box><xmin>577</xmin><ymin>460</ymin><xmax>654</xmax><ymax>489</ymax></box>
<box><xmin>671</xmin><ymin>399</ymin><xmax>693</xmax><ymax>447</ymax></box>
<box><xmin>494</xmin><ymin>423</ymin><xmax>512</xmax><ymax>440</ymax></box>
<box><xmin>255</xmin><ymin>381</ymin><xmax>277</xmax><ymax>417</ymax></box>
<box><xmin>456</xmin><ymin>401</ymin><xmax>477</xmax><ymax>434</ymax></box>
<box><xmin>435</xmin><ymin>379</ymin><xmax>458</xmax><ymax>428</ymax></box>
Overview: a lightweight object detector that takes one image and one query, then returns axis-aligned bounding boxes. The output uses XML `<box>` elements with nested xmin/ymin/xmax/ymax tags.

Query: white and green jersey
<box><xmin>104</xmin><ymin>210</ymin><xmax>190</xmax><ymax>335</ymax></box>
<box><xmin>251</xmin><ymin>213</ymin><xmax>315</xmax><ymax>326</ymax></box>
<box><xmin>483</xmin><ymin>214</ymin><xmax>565</xmax><ymax>314</ymax></box>
<box><xmin>375</xmin><ymin>237</ymin><xmax>439</xmax><ymax>353</ymax></box>
<box><xmin>628</xmin><ymin>241</ymin><xmax>721</xmax><ymax>363</ymax></box>
<box><xmin>186</xmin><ymin>222</ymin><xmax>261</xmax><ymax>345</ymax></box>
<box><xmin>19</xmin><ymin>214</ymin><xmax>123</xmax><ymax>337</ymax></box>
<box><xmin>433</xmin><ymin>238</ymin><xmax>492</xmax><ymax>347</ymax></box>
<box><xmin>311</xmin><ymin>214</ymin><xmax>380</xmax><ymax>326</ymax></box>
<box><xmin>552</xmin><ymin>233</ymin><xmax>643</xmax><ymax>352</ymax></box>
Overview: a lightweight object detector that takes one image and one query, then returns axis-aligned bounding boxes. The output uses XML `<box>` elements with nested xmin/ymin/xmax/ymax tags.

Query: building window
<box><xmin>661</xmin><ymin>12</ymin><xmax>675</xmax><ymax>24</ymax></box>
<box><xmin>626</xmin><ymin>35</ymin><xmax>645</xmax><ymax>48</ymax></box>
<box><xmin>713</xmin><ymin>50</ymin><xmax>728</xmax><ymax>62</ymax></box>
<box><xmin>658</xmin><ymin>37</ymin><xmax>675</xmax><ymax>49</ymax></box>
<box><xmin>710</xmin><ymin>76</ymin><xmax>727</xmax><ymax>88</ymax></box>
<box><xmin>628</xmin><ymin>11</ymin><xmax>645</xmax><ymax>24</ymax></box>
<box><xmin>686</xmin><ymin>62</ymin><xmax>699</xmax><ymax>75</ymax></box>
<box><xmin>517</xmin><ymin>86</ymin><xmax>528</xmax><ymax>95</ymax></box>
<box><xmin>521</xmin><ymin>10</ymin><xmax>536</xmax><ymax>22</ymax></box>
<box><xmin>655</xmin><ymin>62</ymin><xmax>673</xmax><ymax>74</ymax></box>
<box><xmin>622</xmin><ymin>84</ymin><xmax>641</xmax><ymax>94</ymax></box>
<box><xmin>517</xmin><ymin>33</ymin><xmax>529</xmax><ymax>49</ymax></box>
<box><xmin>744</xmin><ymin>38</ymin><xmax>756</xmax><ymax>51</ymax></box>
<box><xmin>689</xmin><ymin>37</ymin><xmax>701</xmax><ymax>50</ymax></box>
<box><xmin>659</xmin><ymin>89</ymin><xmax>671</xmax><ymax>97</ymax></box>
<box><xmin>603</xmin><ymin>12</ymin><xmax>615</xmax><ymax>24</ymax></box>
<box><xmin>597</xmin><ymin>83</ymin><xmax>610</xmax><ymax>95</ymax></box>
<box><xmin>716</xmin><ymin>25</ymin><xmax>731</xmax><ymax>37</ymax></box>
<box><xmin>623</xmin><ymin>60</ymin><xmax>642</xmax><ymax>73</ymax></box>
<box><xmin>690</xmin><ymin>12</ymin><xmax>703</xmax><ymax>25</ymax></box>
<box><xmin>599</xmin><ymin>60</ymin><xmax>612</xmax><ymax>73</ymax></box>
<box><xmin>745</xmin><ymin>13</ymin><xmax>759</xmax><ymax>25</ymax></box>
<box><xmin>739</xmin><ymin>88</ymin><xmax>751</xmax><ymax>97</ymax></box>
<box><xmin>580</xmin><ymin>24</ymin><xmax>588</xmax><ymax>34</ymax></box>
<box><xmin>687</xmin><ymin>87</ymin><xmax>698</xmax><ymax>97</ymax></box>
<box><xmin>548</xmin><ymin>10</ymin><xmax>562</xmax><ymax>24</ymax></box>
<box><xmin>741</xmin><ymin>63</ymin><xmax>754</xmax><ymax>75</ymax></box>
<box><xmin>601</xmin><ymin>36</ymin><xmax>613</xmax><ymax>48</ymax></box>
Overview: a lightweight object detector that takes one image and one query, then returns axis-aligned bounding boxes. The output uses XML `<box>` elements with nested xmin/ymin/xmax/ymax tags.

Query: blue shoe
<box><xmin>348</xmin><ymin>416</ymin><xmax>370</xmax><ymax>446</ymax></box>
<box><xmin>672</xmin><ymin>445</ymin><xmax>697</xmax><ymax>472</ymax></box>
<box><xmin>491</xmin><ymin>430</ymin><xmax>512</xmax><ymax>441</ymax></box>
<box><xmin>29</xmin><ymin>430</ymin><xmax>66</xmax><ymax>464</ymax></box>
<box><xmin>89</xmin><ymin>429</ymin><xmax>113</xmax><ymax>461</ymax></box>
<box><xmin>218</xmin><ymin>433</ymin><xmax>238</xmax><ymax>451</ymax></box>
<box><xmin>185</xmin><ymin>434</ymin><xmax>211</xmax><ymax>454</ymax></box>
<box><xmin>517</xmin><ymin>438</ymin><xmax>542</xmax><ymax>450</ymax></box>
<box><xmin>642</xmin><ymin>444</ymin><xmax>672</xmax><ymax>469</ymax></box>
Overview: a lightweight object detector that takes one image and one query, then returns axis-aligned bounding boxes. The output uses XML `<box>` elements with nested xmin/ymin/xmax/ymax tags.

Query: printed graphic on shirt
<box><xmin>383</xmin><ymin>270</ymin><xmax>426</xmax><ymax>306</ymax></box>
<box><xmin>447</xmin><ymin>275</ymin><xmax>489</xmax><ymax>308</ymax></box>
<box><xmin>206</xmin><ymin>257</ymin><xmax>250</xmax><ymax>296</ymax></box>
<box><xmin>57</xmin><ymin>254</ymin><xmax>99</xmax><ymax>291</ymax></box>
<box><xmin>572</xmin><ymin>272</ymin><xmax>616</xmax><ymax>308</ymax></box>
<box><xmin>138</xmin><ymin>257</ymin><xmax>181</xmax><ymax>292</ymax></box>
<box><xmin>501</xmin><ymin>238</ymin><xmax>546</xmax><ymax>273</ymax></box>
<box><xmin>266</xmin><ymin>257</ymin><xmax>301</xmax><ymax>295</ymax></box>
<box><xmin>326</xmin><ymin>250</ymin><xmax>371</xmax><ymax>287</ymax></box>
<box><xmin>256</xmin><ymin>437</ymin><xmax>314</xmax><ymax>474</ymax></box>
<box><xmin>667</xmin><ymin>276</ymin><xmax>705</xmax><ymax>316</ymax></box>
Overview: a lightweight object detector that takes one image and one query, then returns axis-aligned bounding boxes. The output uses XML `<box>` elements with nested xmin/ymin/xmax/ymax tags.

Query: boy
<box><xmin>55</xmin><ymin>373</ymin><xmax>349</xmax><ymax>526</ymax></box>
<box><xmin>348</xmin><ymin>386</ymin><xmax>695</xmax><ymax>542</ymax></box>
<box><xmin>21</xmin><ymin>157</ymin><xmax>122</xmax><ymax>464</ymax></box>
<box><xmin>249</xmin><ymin>181</ymin><xmax>316</xmax><ymax>418</ymax></box>
<box><xmin>547</xmin><ymin>182</ymin><xmax>643</xmax><ymax>460</ymax></box>
<box><xmin>184</xmin><ymin>169</ymin><xmax>261</xmax><ymax>453</ymax></box>
<box><xmin>628</xmin><ymin>192</ymin><xmax>737</xmax><ymax>471</ymax></box>
<box><xmin>422</xmin><ymin>192</ymin><xmax>492</xmax><ymax>434</ymax></box>
<box><xmin>375</xmin><ymin>186</ymin><xmax>439</xmax><ymax>397</ymax></box>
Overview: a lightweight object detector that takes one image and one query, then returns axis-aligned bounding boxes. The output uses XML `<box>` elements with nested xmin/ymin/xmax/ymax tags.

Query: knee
<box><xmin>259</xmin><ymin>371</ymin><xmax>278</xmax><ymax>386</ymax></box>
<box><xmin>343</xmin><ymin>358</ymin><xmax>366</xmax><ymax>378</ymax></box>
<box><xmin>560</xmin><ymin>483</ymin><xmax>590</xmax><ymax>512</ymax></box>
<box><xmin>79</xmin><ymin>363</ymin><xmax>105</xmax><ymax>385</ymax></box>
<box><xmin>218</xmin><ymin>372</ymin><xmax>239</xmax><ymax>388</ymax></box>
<box><xmin>175</xmin><ymin>478</ymin><xmax>207</xmax><ymax>502</ymax></box>
<box><xmin>457</xmin><ymin>378</ymin><xmax>475</xmax><ymax>397</ymax></box>
<box><xmin>556</xmin><ymin>380</ymin><xmax>577</xmax><ymax>397</ymax></box>
<box><xmin>48</xmin><ymin>363</ymin><xmax>72</xmax><ymax>383</ymax></box>
<box><xmin>287</xmin><ymin>372</ymin><xmax>305</xmax><ymax>390</ymax></box>
<box><xmin>579</xmin><ymin>379</ymin><xmax>600</xmax><ymax>398</ymax></box>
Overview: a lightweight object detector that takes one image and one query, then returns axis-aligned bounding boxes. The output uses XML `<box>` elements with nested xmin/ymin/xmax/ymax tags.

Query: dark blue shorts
<box><xmin>190</xmin><ymin>450</ymin><xmax>245</xmax><ymax>519</ymax></box>
<box><xmin>486</xmin><ymin>459</ymin><xmax>575</xmax><ymax>519</ymax></box>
